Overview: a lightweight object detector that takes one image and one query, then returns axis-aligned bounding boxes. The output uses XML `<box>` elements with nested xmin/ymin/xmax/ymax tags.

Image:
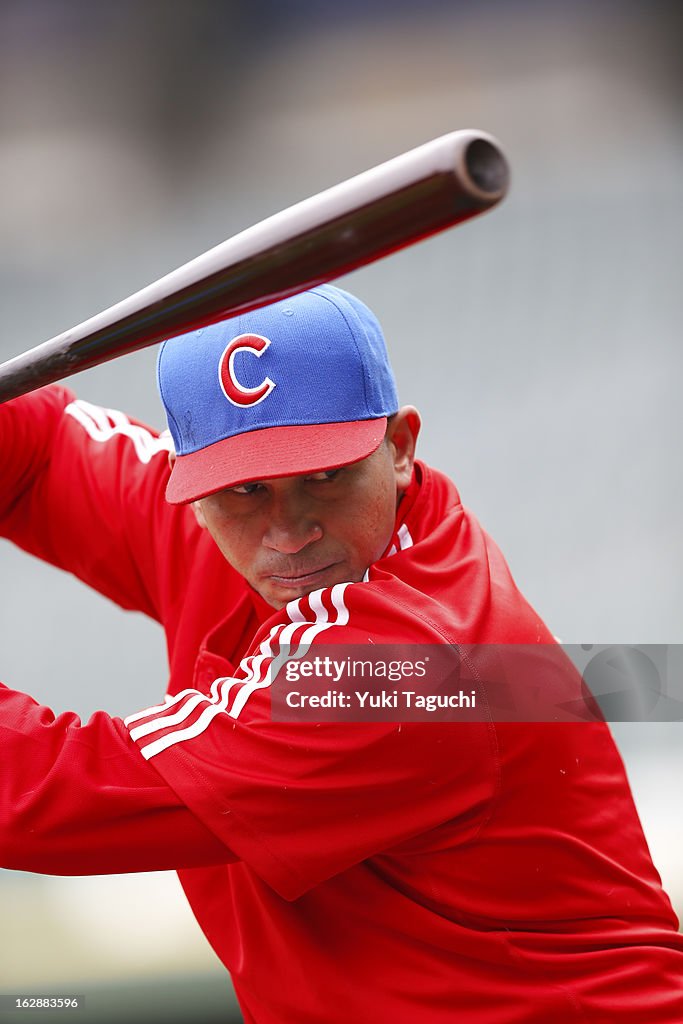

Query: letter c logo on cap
<box><xmin>218</xmin><ymin>334</ymin><xmax>276</xmax><ymax>407</ymax></box>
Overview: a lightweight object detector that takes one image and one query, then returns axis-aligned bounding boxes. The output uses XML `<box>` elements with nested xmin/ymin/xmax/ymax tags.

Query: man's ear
<box><xmin>386</xmin><ymin>405</ymin><xmax>421</xmax><ymax>492</ymax></box>
<box><xmin>191</xmin><ymin>500</ymin><xmax>208</xmax><ymax>530</ymax></box>
<box><xmin>161</xmin><ymin>430</ymin><xmax>177</xmax><ymax>473</ymax></box>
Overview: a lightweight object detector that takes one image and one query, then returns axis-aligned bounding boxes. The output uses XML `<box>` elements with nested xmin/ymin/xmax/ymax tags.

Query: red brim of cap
<box><xmin>165</xmin><ymin>418</ymin><xmax>388</xmax><ymax>504</ymax></box>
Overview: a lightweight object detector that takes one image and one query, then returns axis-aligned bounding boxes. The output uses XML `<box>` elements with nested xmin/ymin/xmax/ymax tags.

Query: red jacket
<box><xmin>1</xmin><ymin>386</ymin><xmax>682</xmax><ymax>1024</ymax></box>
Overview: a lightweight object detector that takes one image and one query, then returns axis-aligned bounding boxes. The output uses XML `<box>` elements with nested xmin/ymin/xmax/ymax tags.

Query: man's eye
<box><xmin>230</xmin><ymin>481</ymin><xmax>263</xmax><ymax>495</ymax></box>
<box><xmin>306</xmin><ymin>469</ymin><xmax>340</xmax><ymax>482</ymax></box>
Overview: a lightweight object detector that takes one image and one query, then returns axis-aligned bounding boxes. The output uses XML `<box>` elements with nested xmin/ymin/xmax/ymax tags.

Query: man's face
<box><xmin>194</xmin><ymin>407</ymin><xmax>420</xmax><ymax>609</ymax></box>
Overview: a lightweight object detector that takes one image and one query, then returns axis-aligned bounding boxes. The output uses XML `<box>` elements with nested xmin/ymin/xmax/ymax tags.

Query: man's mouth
<box><xmin>266</xmin><ymin>562</ymin><xmax>341</xmax><ymax>588</ymax></box>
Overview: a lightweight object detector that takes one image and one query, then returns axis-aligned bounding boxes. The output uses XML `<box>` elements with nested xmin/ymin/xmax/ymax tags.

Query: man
<box><xmin>1</xmin><ymin>284</ymin><xmax>682</xmax><ymax>1023</ymax></box>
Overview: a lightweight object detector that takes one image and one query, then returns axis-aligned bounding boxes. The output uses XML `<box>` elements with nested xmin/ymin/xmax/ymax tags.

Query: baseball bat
<box><xmin>0</xmin><ymin>130</ymin><xmax>509</xmax><ymax>404</ymax></box>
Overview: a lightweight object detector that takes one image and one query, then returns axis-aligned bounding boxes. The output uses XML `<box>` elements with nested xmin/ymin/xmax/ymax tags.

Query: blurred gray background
<box><xmin>0</xmin><ymin>0</ymin><xmax>681</xmax><ymax>1021</ymax></box>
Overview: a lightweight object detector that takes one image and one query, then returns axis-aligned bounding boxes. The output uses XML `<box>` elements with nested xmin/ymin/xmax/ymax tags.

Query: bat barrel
<box><xmin>0</xmin><ymin>130</ymin><xmax>509</xmax><ymax>404</ymax></box>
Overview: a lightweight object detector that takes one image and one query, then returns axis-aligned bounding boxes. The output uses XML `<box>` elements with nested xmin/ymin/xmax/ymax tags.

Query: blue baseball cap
<box><xmin>158</xmin><ymin>284</ymin><xmax>399</xmax><ymax>504</ymax></box>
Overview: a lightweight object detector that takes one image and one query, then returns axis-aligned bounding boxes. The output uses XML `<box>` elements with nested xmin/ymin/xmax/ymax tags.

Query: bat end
<box><xmin>463</xmin><ymin>135</ymin><xmax>510</xmax><ymax>198</ymax></box>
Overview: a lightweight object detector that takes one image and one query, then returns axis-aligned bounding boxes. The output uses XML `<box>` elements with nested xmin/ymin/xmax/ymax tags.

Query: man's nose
<box><xmin>262</xmin><ymin>493</ymin><xmax>323</xmax><ymax>553</ymax></box>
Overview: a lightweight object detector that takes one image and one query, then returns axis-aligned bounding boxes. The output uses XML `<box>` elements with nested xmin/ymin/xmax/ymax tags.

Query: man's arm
<box><xmin>0</xmin><ymin>385</ymin><xmax>193</xmax><ymax>621</ymax></box>
<box><xmin>0</xmin><ymin>682</ymin><xmax>235</xmax><ymax>875</ymax></box>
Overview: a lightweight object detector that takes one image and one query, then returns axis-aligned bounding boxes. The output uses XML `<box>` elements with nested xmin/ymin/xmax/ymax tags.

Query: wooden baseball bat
<box><xmin>0</xmin><ymin>130</ymin><xmax>509</xmax><ymax>403</ymax></box>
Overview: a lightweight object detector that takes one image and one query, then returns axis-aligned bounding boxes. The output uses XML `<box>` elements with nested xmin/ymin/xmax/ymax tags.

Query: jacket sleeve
<box><xmin>0</xmin><ymin>384</ymin><xmax>195</xmax><ymax>621</ymax></box>
<box><xmin>122</xmin><ymin>588</ymin><xmax>499</xmax><ymax>902</ymax></box>
<box><xmin>0</xmin><ymin>683</ymin><xmax>236</xmax><ymax>875</ymax></box>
